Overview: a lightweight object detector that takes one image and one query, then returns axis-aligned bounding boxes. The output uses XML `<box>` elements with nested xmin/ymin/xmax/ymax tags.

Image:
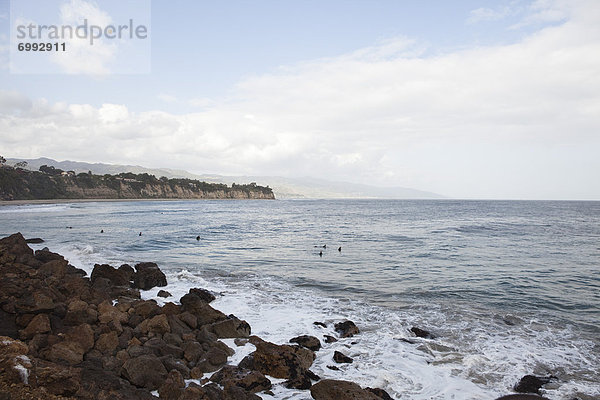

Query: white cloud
<box><xmin>1</xmin><ymin>0</ymin><xmax>599</xmax><ymax>199</ymax></box>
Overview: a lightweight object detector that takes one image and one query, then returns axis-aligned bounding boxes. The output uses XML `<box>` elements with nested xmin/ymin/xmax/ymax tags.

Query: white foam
<box><xmin>0</xmin><ymin>204</ymin><xmax>71</xmax><ymax>214</ymax></box>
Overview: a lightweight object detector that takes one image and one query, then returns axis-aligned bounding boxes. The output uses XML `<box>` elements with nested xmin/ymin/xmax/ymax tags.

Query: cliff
<box><xmin>0</xmin><ymin>167</ymin><xmax>275</xmax><ymax>201</ymax></box>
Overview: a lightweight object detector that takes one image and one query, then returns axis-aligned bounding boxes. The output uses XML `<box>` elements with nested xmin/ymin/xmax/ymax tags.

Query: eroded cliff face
<box><xmin>64</xmin><ymin>182</ymin><xmax>275</xmax><ymax>200</ymax></box>
<box><xmin>0</xmin><ymin>168</ymin><xmax>275</xmax><ymax>200</ymax></box>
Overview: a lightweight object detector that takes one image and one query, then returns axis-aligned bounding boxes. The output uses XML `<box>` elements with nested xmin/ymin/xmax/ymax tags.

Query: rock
<box><xmin>160</xmin><ymin>355</ymin><xmax>191</xmax><ymax>379</ymax></box>
<box><xmin>496</xmin><ymin>396</ymin><xmax>550</xmax><ymax>400</ymax></box>
<box><xmin>25</xmin><ymin>238</ymin><xmax>44</xmax><ymax>243</ymax></box>
<box><xmin>133</xmin><ymin>262</ymin><xmax>167</xmax><ymax>290</ymax></box>
<box><xmin>158</xmin><ymin>370</ymin><xmax>185</xmax><ymax>400</ymax></box>
<box><xmin>0</xmin><ymin>336</ymin><xmax>31</xmax><ymax>384</ymax></box>
<box><xmin>514</xmin><ymin>375</ymin><xmax>554</xmax><ymax>394</ymax></box>
<box><xmin>20</xmin><ymin>314</ymin><xmax>51</xmax><ymax>339</ymax></box>
<box><xmin>65</xmin><ymin>324</ymin><xmax>95</xmax><ymax>353</ymax></box>
<box><xmin>33</xmin><ymin>248</ymin><xmax>64</xmax><ymax>263</ymax></box>
<box><xmin>324</xmin><ymin>335</ymin><xmax>338</xmax><ymax>343</ymax></box>
<box><xmin>290</xmin><ymin>335</ymin><xmax>321</xmax><ymax>351</ymax></box>
<box><xmin>0</xmin><ymin>233</ymin><xmax>33</xmax><ymax>262</ymax></box>
<box><xmin>223</xmin><ymin>385</ymin><xmax>263</xmax><ymax>399</ymax></box>
<box><xmin>91</xmin><ymin>263</ymin><xmax>130</xmax><ymax>287</ymax></box>
<box><xmin>121</xmin><ymin>354</ymin><xmax>168</xmax><ymax>390</ymax></box>
<box><xmin>157</xmin><ymin>290</ymin><xmax>171</xmax><ymax>298</ymax></box>
<box><xmin>95</xmin><ymin>331</ymin><xmax>119</xmax><ymax>354</ymax></box>
<box><xmin>0</xmin><ymin>310</ymin><xmax>18</xmax><ymax>339</ymax></box>
<box><xmin>334</xmin><ymin>320</ymin><xmax>359</xmax><ymax>338</ymax></box>
<box><xmin>137</xmin><ymin>314</ymin><xmax>171</xmax><ymax>335</ymax></box>
<box><xmin>118</xmin><ymin>264</ymin><xmax>135</xmax><ymax>281</ymax></box>
<box><xmin>189</xmin><ymin>288</ymin><xmax>216</xmax><ymax>303</ymax></box>
<box><xmin>133</xmin><ymin>300</ymin><xmax>161</xmax><ymax>319</ymax></box>
<box><xmin>15</xmin><ymin>292</ymin><xmax>55</xmax><ymax>314</ymax></box>
<box><xmin>46</xmin><ymin>340</ymin><xmax>85</xmax><ymax>365</ymax></box>
<box><xmin>39</xmin><ymin>259</ymin><xmax>68</xmax><ymax>278</ymax></box>
<box><xmin>366</xmin><ymin>387</ymin><xmax>394</xmax><ymax>400</ymax></box>
<box><xmin>210</xmin><ymin>365</ymin><xmax>272</xmax><ymax>393</ymax></box>
<box><xmin>209</xmin><ymin>317</ymin><xmax>251</xmax><ymax>338</ymax></box>
<box><xmin>33</xmin><ymin>360</ymin><xmax>81</xmax><ymax>396</ymax></box>
<box><xmin>333</xmin><ymin>351</ymin><xmax>353</xmax><ymax>363</ymax></box>
<box><xmin>410</xmin><ymin>326</ymin><xmax>434</xmax><ymax>339</ymax></box>
<box><xmin>98</xmin><ymin>300</ymin><xmax>128</xmax><ymax>325</ymax></box>
<box><xmin>326</xmin><ymin>365</ymin><xmax>340</xmax><ymax>371</ymax></box>
<box><xmin>64</xmin><ymin>299</ymin><xmax>97</xmax><ymax>326</ymax></box>
<box><xmin>234</xmin><ymin>338</ymin><xmax>249</xmax><ymax>346</ymax></box>
<box><xmin>310</xmin><ymin>379</ymin><xmax>381</xmax><ymax>400</ymax></box>
<box><xmin>313</xmin><ymin>321</ymin><xmax>327</xmax><ymax>328</ymax></box>
<box><xmin>194</xmin><ymin>346</ymin><xmax>230</xmax><ymax>373</ymax></box>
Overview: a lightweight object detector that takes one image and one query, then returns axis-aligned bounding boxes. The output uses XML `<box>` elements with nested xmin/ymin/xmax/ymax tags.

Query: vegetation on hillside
<box><xmin>0</xmin><ymin>158</ymin><xmax>274</xmax><ymax>200</ymax></box>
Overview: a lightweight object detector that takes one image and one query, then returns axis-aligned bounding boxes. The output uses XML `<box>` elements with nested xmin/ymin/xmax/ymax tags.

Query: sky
<box><xmin>0</xmin><ymin>0</ymin><xmax>599</xmax><ymax>200</ymax></box>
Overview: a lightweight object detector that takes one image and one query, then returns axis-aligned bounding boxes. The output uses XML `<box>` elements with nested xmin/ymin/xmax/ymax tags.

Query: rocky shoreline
<box><xmin>0</xmin><ymin>233</ymin><xmax>552</xmax><ymax>399</ymax></box>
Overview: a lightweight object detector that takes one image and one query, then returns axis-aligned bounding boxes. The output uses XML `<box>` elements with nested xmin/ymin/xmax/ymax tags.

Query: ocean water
<box><xmin>1</xmin><ymin>199</ymin><xmax>599</xmax><ymax>399</ymax></box>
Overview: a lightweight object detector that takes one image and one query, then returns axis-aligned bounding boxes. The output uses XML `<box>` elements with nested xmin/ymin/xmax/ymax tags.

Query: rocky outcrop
<box><xmin>334</xmin><ymin>320</ymin><xmax>359</xmax><ymax>338</ymax></box>
<box><xmin>0</xmin><ymin>167</ymin><xmax>275</xmax><ymax>200</ymax></box>
<box><xmin>514</xmin><ymin>375</ymin><xmax>555</xmax><ymax>394</ymax></box>
<box><xmin>310</xmin><ymin>379</ymin><xmax>382</xmax><ymax>400</ymax></box>
<box><xmin>290</xmin><ymin>335</ymin><xmax>321</xmax><ymax>351</ymax></box>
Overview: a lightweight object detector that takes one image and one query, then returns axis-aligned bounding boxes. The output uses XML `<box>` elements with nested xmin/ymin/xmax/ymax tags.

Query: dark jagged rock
<box><xmin>189</xmin><ymin>287</ymin><xmax>216</xmax><ymax>303</ymax></box>
<box><xmin>157</xmin><ymin>289</ymin><xmax>172</xmax><ymax>298</ymax></box>
<box><xmin>314</xmin><ymin>321</ymin><xmax>327</xmax><ymax>328</ymax></box>
<box><xmin>410</xmin><ymin>326</ymin><xmax>435</xmax><ymax>339</ymax></box>
<box><xmin>121</xmin><ymin>354</ymin><xmax>168</xmax><ymax>390</ymax></box>
<box><xmin>327</xmin><ymin>365</ymin><xmax>340</xmax><ymax>371</ymax></box>
<box><xmin>366</xmin><ymin>387</ymin><xmax>394</xmax><ymax>400</ymax></box>
<box><xmin>514</xmin><ymin>375</ymin><xmax>554</xmax><ymax>394</ymax></box>
<box><xmin>334</xmin><ymin>320</ymin><xmax>359</xmax><ymax>338</ymax></box>
<box><xmin>91</xmin><ymin>263</ymin><xmax>130</xmax><ymax>287</ymax></box>
<box><xmin>158</xmin><ymin>370</ymin><xmax>185</xmax><ymax>400</ymax></box>
<box><xmin>333</xmin><ymin>350</ymin><xmax>353</xmax><ymax>363</ymax></box>
<box><xmin>133</xmin><ymin>262</ymin><xmax>167</xmax><ymax>290</ymax></box>
<box><xmin>25</xmin><ymin>238</ymin><xmax>44</xmax><ymax>244</ymax></box>
<box><xmin>210</xmin><ymin>316</ymin><xmax>251</xmax><ymax>338</ymax></box>
<box><xmin>324</xmin><ymin>335</ymin><xmax>338</xmax><ymax>343</ymax></box>
<box><xmin>310</xmin><ymin>379</ymin><xmax>381</xmax><ymax>400</ymax></box>
<box><xmin>290</xmin><ymin>335</ymin><xmax>321</xmax><ymax>351</ymax></box>
<box><xmin>210</xmin><ymin>365</ymin><xmax>272</xmax><ymax>393</ymax></box>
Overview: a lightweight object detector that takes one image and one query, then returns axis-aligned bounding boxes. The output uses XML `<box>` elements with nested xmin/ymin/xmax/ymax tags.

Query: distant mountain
<box><xmin>7</xmin><ymin>157</ymin><xmax>445</xmax><ymax>199</ymax></box>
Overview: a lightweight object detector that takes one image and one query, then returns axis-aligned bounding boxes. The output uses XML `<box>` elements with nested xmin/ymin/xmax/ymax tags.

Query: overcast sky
<box><xmin>0</xmin><ymin>0</ymin><xmax>599</xmax><ymax>199</ymax></box>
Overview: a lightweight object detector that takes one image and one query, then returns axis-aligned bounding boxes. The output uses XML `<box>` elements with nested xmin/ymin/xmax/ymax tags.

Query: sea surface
<box><xmin>1</xmin><ymin>199</ymin><xmax>599</xmax><ymax>399</ymax></box>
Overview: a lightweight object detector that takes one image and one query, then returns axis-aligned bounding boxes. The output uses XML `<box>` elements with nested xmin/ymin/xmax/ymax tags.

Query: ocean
<box><xmin>1</xmin><ymin>199</ymin><xmax>598</xmax><ymax>399</ymax></box>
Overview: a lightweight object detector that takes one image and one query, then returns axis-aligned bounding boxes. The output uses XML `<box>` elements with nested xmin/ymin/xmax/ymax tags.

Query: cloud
<box><xmin>1</xmin><ymin>0</ymin><xmax>599</xmax><ymax>199</ymax></box>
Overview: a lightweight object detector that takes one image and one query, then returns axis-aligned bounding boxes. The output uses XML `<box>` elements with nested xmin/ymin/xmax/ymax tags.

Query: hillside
<box><xmin>0</xmin><ymin>165</ymin><xmax>274</xmax><ymax>201</ymax></box>
<box><xmin>7</xmin><ymin>158</ymin><xmax>444</xmax><ymax>199</ymax></box>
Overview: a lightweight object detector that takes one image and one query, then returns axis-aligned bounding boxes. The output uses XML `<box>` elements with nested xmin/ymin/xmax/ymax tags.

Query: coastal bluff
<box><xmin>0</xmin><ymin>165</ymin><xmax>274</xmax><ymax>201</ymax></box>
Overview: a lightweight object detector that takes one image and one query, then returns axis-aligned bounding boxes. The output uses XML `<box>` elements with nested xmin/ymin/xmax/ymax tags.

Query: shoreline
<box><xmin>0</xmin><ymin>197</ymin><xmax>276</xmax><ymax>207</ymax></box>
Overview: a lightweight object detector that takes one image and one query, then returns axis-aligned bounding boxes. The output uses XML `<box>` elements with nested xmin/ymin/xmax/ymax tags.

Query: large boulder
<box><xmin>121</xmin><ymin>354</ymin><xmax>168</xmax><ymax>390</ymax></box>
<box><xmin>209</xmin><ymin>316</ymin><xmax>251</xmax><ymax>338</ymax></box>
<box><xmin>133</xmin><ymin>262</ymin><xmax>167</xmax><ymax>290</ymax></box>
<box><xmin>290</xmin><ymin>335</ymin><xmax>321</xmax><ymax>351</ymax></box>
<box><xmin>334</xmin><ymin>320</ymin><xmax>359</xmax><ymax>338</ymax></box>
<box><xmin>310</xmin><ymin>379</ymin><xmax>381</xmax><ymax>400</ymax></box>
<box><xmin>91</xmin><ymin>264</ymin><xmax>131</xmax><ymax>287</ymax></box>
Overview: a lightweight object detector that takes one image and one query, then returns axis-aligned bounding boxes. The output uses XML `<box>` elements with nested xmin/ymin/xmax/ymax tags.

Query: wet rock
<box><xmin>195</xmin><ymin>346</ymin><xmax>230</xmax><ymax>373</ymax></box>
<box><xmin>514</xmin><ymin>375</ymin><xmax>554</xmax><ymax>394</ymax></box>
<box><xmin>121</xmin><ymin>354</ymin><xmax>168</xmax><ymax>390</ymax></box>
<box><xmin>366</xmin><ymin>387</ymin><xmax>394</xmax><ymax>400</ymax></box>
<box><xmin>25</xmin><ymin>238</ymin><xmax>44</xmax><ymax>244</ymax></box>
<box><xmin>157</xmin><ymin>290</ymin><xmax>171</xmax><ymax>298</ymax></box>
<box><xmin>324</xmin><ymin>335</ymin><xmax>338</xmax><ymax>343</ymax></box>
<box><xmin>410</xmin><ymin>326</ymin><xmax>434</xmax><ymax>339</ymax></box>
<box><xmin>33</xmin><ymin>248</ymin><xmax>64</xmax><ymax>263</ymax></box>
<box><xmin>334</xmin><ymin>320</ymin><xmax>359</xmax><ymax>338</ymax></box>
<box><xmin>189</xmin><ymin>287</ymin><xmax>216</xmax><ymax>303</ymax></box>
<box><xmin>209</xmin><ymin>317</ymin><xmax>251</xmax><ymax>338</ymax></box>
<box><xmin>118</xmin><ymin>264</ymin><xmax>135</xmax><ymax>281</ymax></box>
<box><xmin>210</xmin><ymin>365</ymin><xmax>272</xmax><ymax>393</ymax></box>
<box><xmin>133</xmin><ymin>262</ymin><xmax>167</xmax><ymax>290</ymax></box>
<box><xmin>235</xmin><ymin>338</ymin><xmax>249</xmax><ymax>346</ymax></box>
<box><xmin>223</xmin><ymin>384</ymin><xmax>262</xmax><ymax>399</ymax></box>
<box><xmin>91</xmin><ymin>263</ymin><xmax>130</xmax><ymax>287</ymax></box>
<box><xmin>310</xmin><ymin>379</ymin><xmax>380</xmax><ymax>400</ymax></box>
<box><xmin>290</xmin><ymin>335</ymin><xmax>321</xmax><ymax>351</ymax></box>
<box><xmin>313</xmin><ymin>321</ymin><xmax>327</xmax><ymax>328</ymax></box>
<box><xmin>327</xmin><ymin>365</ymin><xmax>340</xmax><ymax>371</ymax></box>
<box><xmin>333</xmin><ymin>350</ymin><xmax>353</xmax><ymax>363</ymax></box>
